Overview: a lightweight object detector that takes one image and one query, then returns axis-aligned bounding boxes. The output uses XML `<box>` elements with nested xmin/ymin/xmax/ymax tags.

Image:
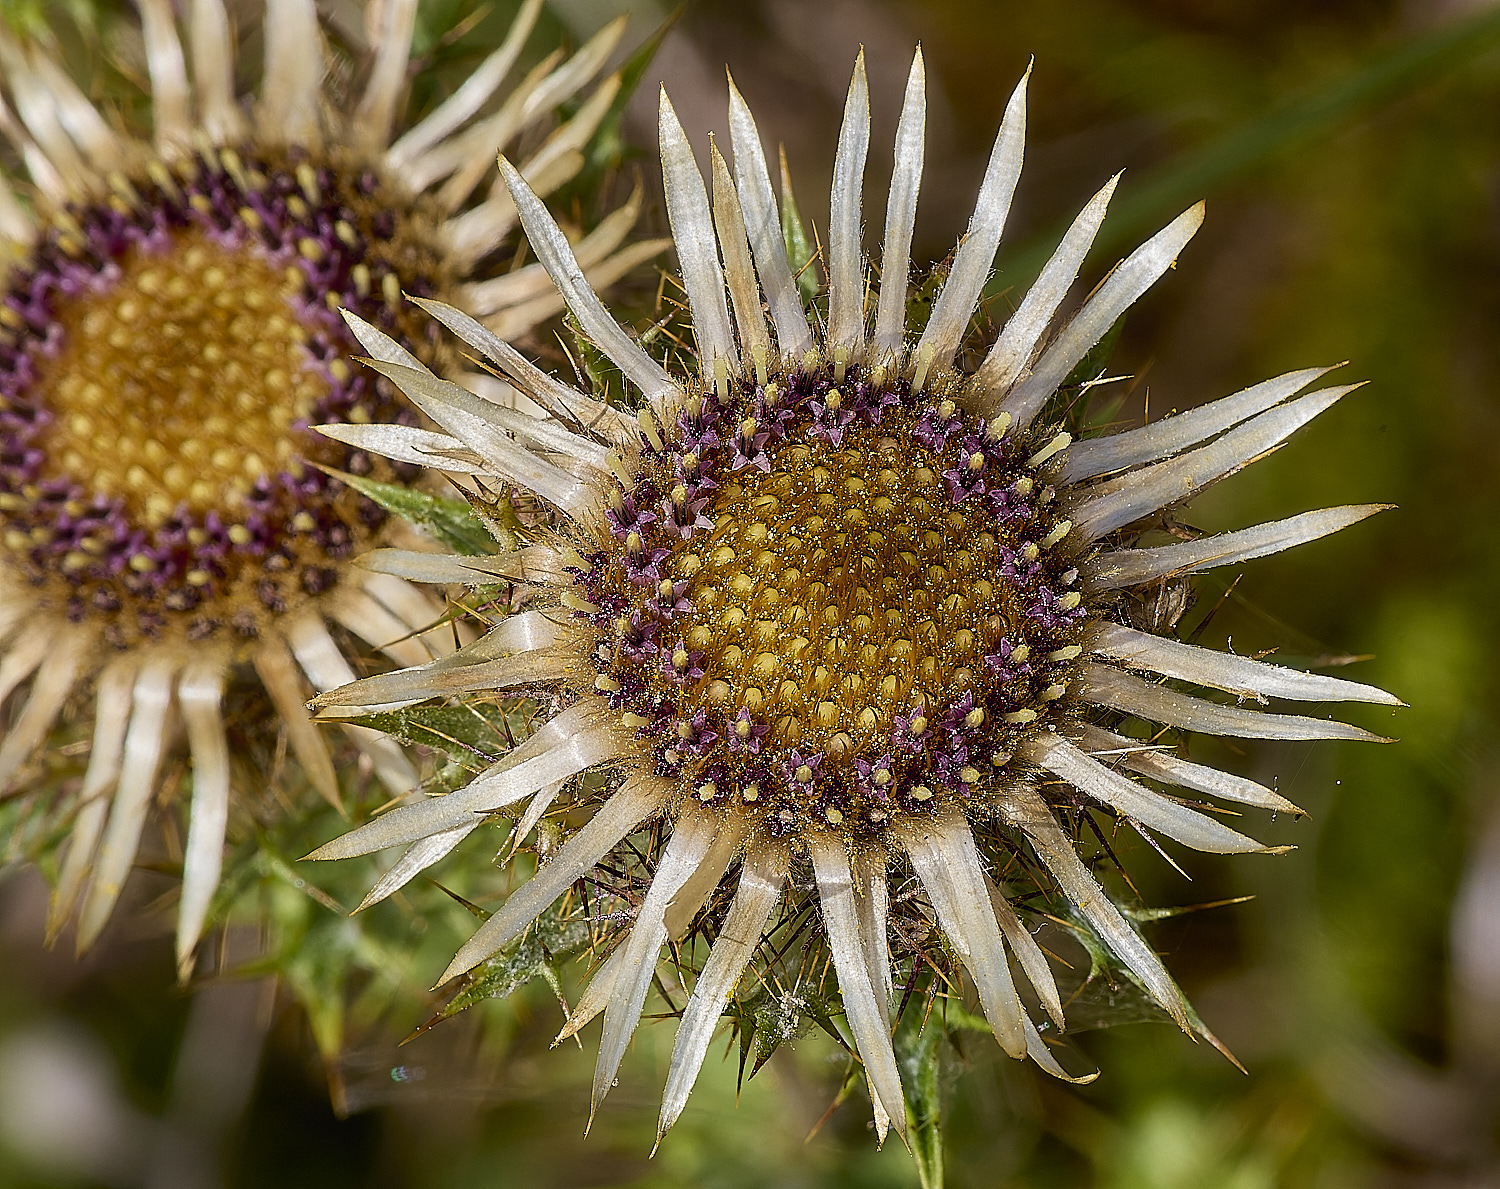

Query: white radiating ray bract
<box><xmin>303</xmin><ymin>48</ymin><xmax>1398</xmax><ymax>1142</ymax></box>
<box><xmin>872</xmin><ymin>49</ymin><xmax>927</xmax><ymax>355</ymax></box>
<box><xmin>827</xmin><ymin>51</ymin><xmax>872</xmax><ymax>355</ymax></box>
<box><xmin>914</xmin><ymin>65</ymin><xmax>1029</xmax><ymax>372</ymax></box>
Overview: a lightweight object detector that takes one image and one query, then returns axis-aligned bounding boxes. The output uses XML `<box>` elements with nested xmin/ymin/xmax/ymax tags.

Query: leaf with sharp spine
<box><xmin>407</xmin><ymin>908</ymin><xmax>591</xmax><ymax>1041</ymax></box>
<box><xmin>576</xmin><ymin>7</ymin><xmax>682</xmax><ymax>178</ymax></box>
<box><xmin>340</xmin><ymin>702</ymin><xmax>528</xmax><ymax>770</ymax></box>
<box><xmin>779</xmin><ymin>146</ymin><xmax>819</xmax><ymax>304</ymax></box>
<box><xmin>317</xmin><ymin>467</ymin><xmax>496</xmax><ymax>555</ymax></box>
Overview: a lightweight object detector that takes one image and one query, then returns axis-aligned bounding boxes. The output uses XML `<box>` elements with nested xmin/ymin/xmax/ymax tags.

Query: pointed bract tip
<box><xmin>74</xmin><ymin>918</ymin><xmax>104</xmax><ymax>959</ymax></box>
<box><xmin>846</xmin><ymin>47</ymin><xmax>869</xmax><ymax>96</ymax></box>
<box><xmin>436</xmin><ymin>952</ymin><xmax>476</xmax><ymax>986</ymax></box>
<box><xmin>1003</xmin><ymin>67</ymin><xmax>1030</xmax><ymax>121</ymax></box>
<box><xmin>554</xmin><ymin>1010</ymin><xmax>589</xmax><ymax>1044</ymax></box>
<box><xmin>1197</xmin><ymin>1021</ymin><xmax>1248</xmax><ymax>1074</ymax></box>
<box><xmin>338</xmin><ymin>306</ymin><xmax>374</xmax><ymax>335</ymax></box>
<box><xmin>496</xmin><ymin>154</ymin><xmax>523</xmax><ymax>193</ymax></box>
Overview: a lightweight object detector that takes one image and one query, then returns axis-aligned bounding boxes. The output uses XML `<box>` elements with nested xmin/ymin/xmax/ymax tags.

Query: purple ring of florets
<box><xmin>0</xmin><ymin>144</ymin><xmax>448</xmax><ymax>641</ymax></box>
<box><xmin>572</xmin><ymin>359</ymin><xmax>1088</xmax><ymax>836</ymax></box>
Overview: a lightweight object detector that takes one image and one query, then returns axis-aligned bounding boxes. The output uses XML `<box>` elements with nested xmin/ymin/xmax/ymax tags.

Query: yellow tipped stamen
<box><xmin>912</xmin><ymin>344</ymin><xmax>935</xmax><ymax>394</ymax></box>
<box><xmin>607</xmin><ymin>452</ymin><xmax>636</xmax><ymax>489</ymax></box>
<box><xmin>639</xmin><ymin>406</ymin><xmax>665</xmax><ymax>452</ymax></box>
<box><xmin>1026</xmin><ymin>431</ymin><xmax>1072</xmax><ymax>469</ymax></box>
<box><xmin>1041</xmin><ymin>520</ymin><xmax>1073</xmax><ymax>549</ymax></box>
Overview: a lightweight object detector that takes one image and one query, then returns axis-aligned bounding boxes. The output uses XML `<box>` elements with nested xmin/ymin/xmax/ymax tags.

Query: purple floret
<box><xmin>892</xmin><ymin>706</ymin><xmax>932</xmax><ymax>752</ymax></box>
<box><xmin>605</xmin><ymin>492</ymin><xmax>658</xmax><ymax>541</ymax></box>
<box><xmin>676</xmin><ymin>707</ymin><xmax>718</xmax><ymax>755</ymax></box>
<box><xmin>780</xmin><ymin>750</ymin><xmax>824</xmax><ymax>795</ymax></box>
<box><xmin>727</xmin><ymin>706</ymin><xmax>770</xmax><ymax>754</ymax></box>
<box><xmin>1027</xmin><ymin>586</ymin><xmax>1086</xmax><ymax>630</ymax></box>
<box><xmin>661</xmin><ymin>638</ymin><xmax>705</xmax><ymax>684</ymax></box>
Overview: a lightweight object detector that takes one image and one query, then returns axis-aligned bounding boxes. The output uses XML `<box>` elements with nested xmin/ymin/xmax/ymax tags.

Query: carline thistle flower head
<box><xmin>310</xmin><ymin>49</ymin><xmax>1400</xmax><ymax>1142</ymax></box>
<box><xmin>0</xmin><ymin>0</ymin><xmax>662</xmax><ymax>973</ymax></box>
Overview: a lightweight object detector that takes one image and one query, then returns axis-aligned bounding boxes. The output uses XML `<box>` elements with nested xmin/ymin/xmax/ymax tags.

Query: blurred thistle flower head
<box><xmin>310</xmin><ymin>48</ymin><xmax>1400</xmax><ymax>1142</ymax></box>
<box><xmin>0</xmin><ymin>0</ymin><xmax>660</xmax><ymax>975</ymax></box>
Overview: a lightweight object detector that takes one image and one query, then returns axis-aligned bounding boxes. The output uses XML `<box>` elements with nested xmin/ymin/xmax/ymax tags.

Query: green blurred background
<box><xmin>4</xmin><ymin>0</ymin><xmax>1500</xmax><ymax>1185</ymax></box>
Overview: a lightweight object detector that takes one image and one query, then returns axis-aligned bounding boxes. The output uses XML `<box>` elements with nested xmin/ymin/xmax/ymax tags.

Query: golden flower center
<box><xmin>583</xmin><ymin>363</ymin><xmax>1087</xmax><ymax>837</ymax></box>
<box><xmin>0</xmin><ymin>142</ymin><xmax>451</xmax><ymax>647</ymax></box>
<box><xmin>675</xmin><ymin>413</ymin><xmax>1025</xmax><ymax>761</ymax></box>
<box><xmin>35</xmin><ymin>230</ymin><xmax>326</xmax><ymax>529</ymax></box>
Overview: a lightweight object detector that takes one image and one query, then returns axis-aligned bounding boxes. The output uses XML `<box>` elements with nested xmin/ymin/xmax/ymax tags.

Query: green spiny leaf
<box><xmin>458</xmin><ymin>484</ymin><xmax>526</xmax><ymax>553</ymax></box>
<box><xmin>1126</xmin><ymin>895</ymin><xmax>1255</xmax><ymax>923</ymax></box>
<box><xmin>588</xmin><ymin>7</ymin><xmax>682</xmax><ymax>173</ymax></box>
<box><xmin>427</xmin><ymin>879</ymin><xmax>494</xmax><ymax>922</ymax></box>
<box><xmin>408</xmin><ymin>910</ymin><xmax>591</xmax><ymax>1039</ymax></box>
<box><xmin>1062</xmin><ymin>311</ymin><xmax>1128</xmax><ymax>394</ymax></box>
<box><xmin>743</xmin><ymin>988</ymin><xmax>830</xmax><ymax>1076</ymax></box>
<box><xmin>567</xmin><ymin>312</ymin><xmax>625</xmax><ymax>411</ymax></box>
<box><xmin>320</xmin><ymin>467</ymin><xmax>497</xmax><ymax>555</ymax></box>
<box><xmin>341</xmin><ymin>701</ymin><xmax>525</xmax><ymax>769</ymax></box>
<box><xmin>732</xmin><ymin>993</ymin><xmax>758</xmax><ymax>1095</ymax></box>
<box><xmin>905</xmin><ymin>263</ymin><xmax>946</xmax><ymax>343</ymax></box>
<box><xmin>779</xmin><ymin>149</ymin><xmax>820</xmax><ymax>304</ymax></box>
<box><xmin>1048</xmin><ymin>911</ymin><xmax>1177</xmax><ymax>1032</ymax></box>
